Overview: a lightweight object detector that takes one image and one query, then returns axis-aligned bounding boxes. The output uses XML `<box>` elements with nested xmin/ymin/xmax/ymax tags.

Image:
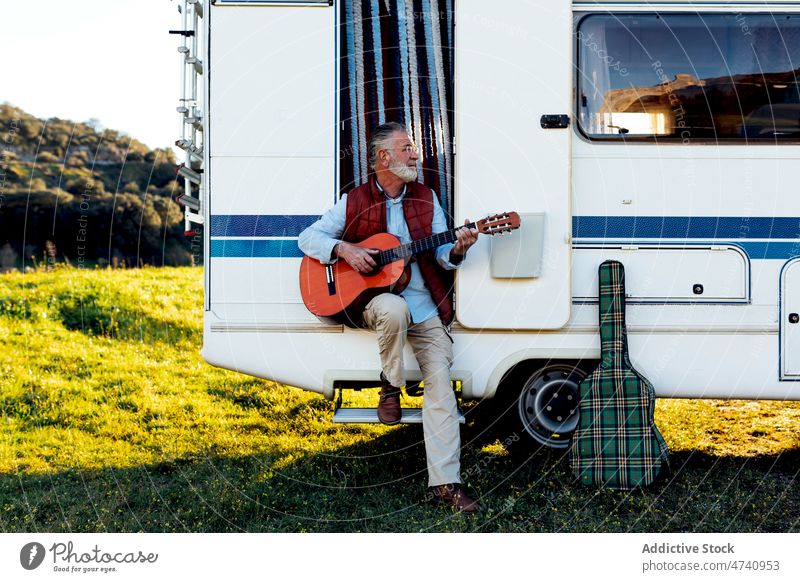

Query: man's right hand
<box><xmin>334</xmin><ymin>241</ymin><xmax>380</xmax><ymax>273</ymax></box>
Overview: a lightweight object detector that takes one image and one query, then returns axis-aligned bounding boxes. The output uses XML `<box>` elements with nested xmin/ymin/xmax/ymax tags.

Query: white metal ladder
<box><xmin>170</xmin><ymin>0</ymin><xmax>204</xmax><ymax>236</ymax></box>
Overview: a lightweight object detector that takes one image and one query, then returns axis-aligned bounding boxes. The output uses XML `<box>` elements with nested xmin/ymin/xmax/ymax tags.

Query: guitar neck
<box><xmin>376</xmin><ymin>223</ymin><xmax>477</xmax><ymax>266</ymax></box>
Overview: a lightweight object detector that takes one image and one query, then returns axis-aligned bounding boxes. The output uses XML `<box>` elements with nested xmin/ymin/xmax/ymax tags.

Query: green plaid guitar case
<box><xmin>569</xmin><ymin>260</ymin><xmax>669</xmax><ymax>489</ymax></box>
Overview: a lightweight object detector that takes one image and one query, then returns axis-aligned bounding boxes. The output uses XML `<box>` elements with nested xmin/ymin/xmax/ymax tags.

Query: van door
<box><xmin>454</xmin><ymin>1</ymin><xmax>572</xmax><ymax>329</ymax></box>
<box><xmin>207</xmin><ymin>1</ymin><xmax>335</xmax><ymax>325</ymax></box>
<box><xmin>781</xmin><ymin>258</ymin><xmax>800</xmax><ymax>380</ymax></box>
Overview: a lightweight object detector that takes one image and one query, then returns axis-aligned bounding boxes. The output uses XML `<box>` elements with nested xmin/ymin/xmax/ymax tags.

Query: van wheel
<box><xmin>503</xmin><ymin>363</ymin><xmax>588</xmax><ymax>450</ymax></box>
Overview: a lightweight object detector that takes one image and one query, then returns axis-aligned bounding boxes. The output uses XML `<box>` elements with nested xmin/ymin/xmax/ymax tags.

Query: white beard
<box><xmin>388</xmin><ymin>158</ymin><xmax>418</xmax><ymax>183</ymax></box>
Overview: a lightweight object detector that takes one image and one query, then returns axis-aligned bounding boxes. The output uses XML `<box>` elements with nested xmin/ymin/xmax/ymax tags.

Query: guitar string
<box><xmin>376</xmin><ymin>222</ymin><xmax>480</xmax><ymax>266</ymax></box>
<box><xmin>371</xmin><ymin>214</ymin><xmax>518</xmax><ymax>265</ymax></box>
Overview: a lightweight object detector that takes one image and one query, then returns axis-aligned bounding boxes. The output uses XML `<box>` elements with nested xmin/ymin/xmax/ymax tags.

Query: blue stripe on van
<box><xmin>210</xmin><ymin>215</ymin><xmax>319</xmax><ymax>237</ymax></box>
<box><xmin>573</xmin><ymin>216</ymin><xmax>800</xmax><ymax>239</ymax></box>
<box><xmin>208</xmin><ymin>215</ymin><xmax>800</xmax><ymax>259</ymax></box>
<box><xmin>210</xmin><ymin>239</ymin><xmax>304</xmax><ymax>259</ymax></box>
<box><xmin>736</xmin><ymin>242</ymin><xmax>800</xmax><ymax>260</ymax></box>
<box><xmin>208</xmin><ymin>240</ymin><xmax>799</xmax><ymax>259</ymax></box>
<box><xmin>211</xmin><ymin>214</ymin><xmax>800</xmax><ymax>239</ymax></box>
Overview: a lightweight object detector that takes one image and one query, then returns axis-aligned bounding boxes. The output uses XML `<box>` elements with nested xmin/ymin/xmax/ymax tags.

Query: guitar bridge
<box><xmin>326</xmin><ymin>265</ymin><xmax>336</xmax><ymax>296</ymax></box>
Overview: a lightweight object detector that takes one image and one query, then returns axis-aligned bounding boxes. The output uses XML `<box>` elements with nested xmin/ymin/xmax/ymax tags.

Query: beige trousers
<box><xmin>362</xmin><ymin>293</ymin><xmax>461</xmax><ymax>487</ymax></box>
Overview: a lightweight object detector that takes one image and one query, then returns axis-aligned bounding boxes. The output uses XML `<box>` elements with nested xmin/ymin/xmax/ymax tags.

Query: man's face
<box><xmin>381</xmin><ymin>130</ymin><xmax>419</xmax><ymax>182</ymax></box>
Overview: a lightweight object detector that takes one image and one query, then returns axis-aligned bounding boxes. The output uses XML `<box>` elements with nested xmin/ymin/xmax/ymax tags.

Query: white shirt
<box><xmin>297</xmin><ymin>182</ymin><xmax>459</xmax><ymax>323</ymax></box>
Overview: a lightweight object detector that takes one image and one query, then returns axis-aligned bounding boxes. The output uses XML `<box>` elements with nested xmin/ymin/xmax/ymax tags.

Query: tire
<box><xmin>492</xmin><ymin>362</ymin><xmax>591</xmax><ymax>451</ymax></box>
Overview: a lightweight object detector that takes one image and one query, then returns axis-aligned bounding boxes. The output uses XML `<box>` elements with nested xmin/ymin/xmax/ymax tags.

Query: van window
<box><xmin>576</xmin><ymin>13</ymin><xmax>800</xmax><ymax>141</ymax></box>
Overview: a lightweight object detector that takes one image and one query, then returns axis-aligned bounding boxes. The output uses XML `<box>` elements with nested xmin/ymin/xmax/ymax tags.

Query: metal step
<box><xmin>177</xmin><ymin>164</ymin><xmax>202</xmax><ymax>185</ymax></box>
<box><xmin>332</xmin><ymin>407</ymin><xmax>465</xmax><ymax>425</ymax></box>
<box><xmin>184</xmin><ymin>210</ymin><xmax>204</xmax><ymax>225</ymax></box>
<box><xmin>188</xmin><ymin>0</ymin><xmax>203</xmax><ymax>19</ymax></box>
<box><xmin>177</xmin><ymin>193</ymin><xmax>201</xmax><ymax>212</ymax></box>
<box><xmin>186</xmin><ymin>56</ymin><xmax>203</xmax><ymax>75</ymax></box>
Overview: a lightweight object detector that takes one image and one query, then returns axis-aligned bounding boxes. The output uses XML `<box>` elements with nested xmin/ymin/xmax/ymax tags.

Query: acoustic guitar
<box><xmin>299</xmin><ymin>212</ymin><xmax>520</xmax><ymax>325</ymax></box>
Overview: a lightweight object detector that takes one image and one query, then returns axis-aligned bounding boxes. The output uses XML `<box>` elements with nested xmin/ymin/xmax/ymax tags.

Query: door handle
<box><xmin>540</xmin><ymin>114</ymin><xmax>570</xmax><ymax>129</ymax></box>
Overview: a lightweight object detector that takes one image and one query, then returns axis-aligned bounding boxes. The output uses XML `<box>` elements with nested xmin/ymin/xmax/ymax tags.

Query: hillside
<box><xmin>0</xmin><ymin>103</ymin><xmax>192</xmax><ymax>268</ymax></box>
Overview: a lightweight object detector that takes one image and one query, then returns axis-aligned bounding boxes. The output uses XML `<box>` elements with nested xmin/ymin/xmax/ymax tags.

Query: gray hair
<box><xmin>367</xmin><ymin>122</ymin><xmax>410</xmax><ymax>169</ymax></box>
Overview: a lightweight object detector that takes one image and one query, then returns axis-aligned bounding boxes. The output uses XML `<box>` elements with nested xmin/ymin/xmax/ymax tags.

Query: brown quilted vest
<box><xmin>343</xmin><ymin>176</ymin><xmax>454</xmax><ymax>325</ymax></box>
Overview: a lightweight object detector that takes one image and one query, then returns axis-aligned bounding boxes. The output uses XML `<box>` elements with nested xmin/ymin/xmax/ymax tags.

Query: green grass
<box><xmin>1</xmin><ymin>266</ymin><xmax>799</xmax><ymax>532</ymax></box>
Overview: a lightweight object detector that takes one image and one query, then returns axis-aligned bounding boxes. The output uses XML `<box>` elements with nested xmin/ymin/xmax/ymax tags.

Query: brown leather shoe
<box><xmin>377</xmin><ymin>374</ymin><xmax>402</xmax><ymax>425</ymax></box>
<box><xmin>430</xmin><ymin>483</ymin><xmax>480</xmax><ymax>514</ymax></box>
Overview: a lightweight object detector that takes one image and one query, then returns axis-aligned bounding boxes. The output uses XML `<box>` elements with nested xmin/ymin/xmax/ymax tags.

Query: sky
<box><xmin>0</xmin><ymin>0</ymin><xmax>182</xmax><ymax>153</ymax></box>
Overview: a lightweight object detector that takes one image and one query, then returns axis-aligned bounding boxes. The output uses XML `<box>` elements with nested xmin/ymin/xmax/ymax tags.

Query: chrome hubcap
<box><xmin>517</xmin><ymin>365</ymin><xmax>584</xmax><ymax>449</ymax></box>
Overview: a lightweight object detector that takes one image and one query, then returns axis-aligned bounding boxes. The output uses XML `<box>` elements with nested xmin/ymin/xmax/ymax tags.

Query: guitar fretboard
<box><xmin>376</xmin><ymin>223</ymin><xmax>477</xmax><ymax>266</ymax></box>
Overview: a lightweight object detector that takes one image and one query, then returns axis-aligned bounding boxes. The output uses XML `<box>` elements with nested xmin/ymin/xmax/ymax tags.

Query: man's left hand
<box><xmin>451</xmin><ymin>219</ymin><xmax>479</xmax><ymax>261</ymax></box>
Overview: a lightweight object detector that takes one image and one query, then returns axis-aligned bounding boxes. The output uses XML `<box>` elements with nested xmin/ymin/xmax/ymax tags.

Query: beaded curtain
<box><xmin>339</xmin><ymin>0</ymin><xmax>454</xmax><ymax>223</ymax></box>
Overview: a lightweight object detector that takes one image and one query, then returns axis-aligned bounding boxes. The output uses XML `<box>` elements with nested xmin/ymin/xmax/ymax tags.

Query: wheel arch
<box><xmin>482</xmin><ymin>347</ymin><xmax>600</xmax><ymax>400</ymax></box>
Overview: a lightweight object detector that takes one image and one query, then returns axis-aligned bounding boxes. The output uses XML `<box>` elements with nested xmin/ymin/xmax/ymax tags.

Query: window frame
<box><xmin>573</xmin><ymin>11</ymin><xmax>800</xmax><ymax>145</ymax></box>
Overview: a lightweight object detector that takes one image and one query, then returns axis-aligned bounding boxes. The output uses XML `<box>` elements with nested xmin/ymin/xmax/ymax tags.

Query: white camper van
<box><xmin>172</xmin><ymin>0</ymin><xmax>800</xmax><ymax>449</ymax></box>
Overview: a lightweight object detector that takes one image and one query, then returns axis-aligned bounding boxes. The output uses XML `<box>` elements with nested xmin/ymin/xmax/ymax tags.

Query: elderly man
<box><xmin>298</xmin><ymin>122</ymin><xmax>480</xmax><ymax>513</ymax></box>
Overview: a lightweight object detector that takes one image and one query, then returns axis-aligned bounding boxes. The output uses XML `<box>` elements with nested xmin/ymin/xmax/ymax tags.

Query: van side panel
<box><xmin>205</xmin><ymin>3</ymin><xmax>336</xmax><ymax>383</ymax></box>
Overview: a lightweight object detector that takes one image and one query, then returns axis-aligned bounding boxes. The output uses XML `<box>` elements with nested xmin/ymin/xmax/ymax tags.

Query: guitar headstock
<box><xmin>476</xmin><ymin>212</ymin><xmax>521</xmax><ymax>236</ymax></box>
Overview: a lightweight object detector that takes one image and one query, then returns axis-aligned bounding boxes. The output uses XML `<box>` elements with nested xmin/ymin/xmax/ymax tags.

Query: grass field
<box><xmin>1</xmin><ymin>266</ymin><xmax>799</xmax><ymax>532</ymax></box>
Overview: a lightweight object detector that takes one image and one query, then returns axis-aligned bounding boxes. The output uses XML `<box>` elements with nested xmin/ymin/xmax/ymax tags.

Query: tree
<box><xmin>65</xmin><ymin>176</ymin><xmax>105</xmax><ymax>197</ymax></box>
<box><xmin>67</xmin><ymin>150</ymin><xmax>90</xmax><ymax>167</ymax></box>
<box><xmin>19</xmin><ymin>119</ymin><xmax>43</xmax><ymax>141</ymax></box>
<box><xmin>85</xmin><ymin>118</ymin><xmax>103</xmax><ymax>132</ymax></box>
<box><xmin>145</xmin><ymin>147</ymin><xmax>177</xmax><ymax>165</ymax></box>
<box><xmin>122</xmin><ymin>181</ymin><xmax>141</xmax><ymax>194</ymax></box>
<box><xmin>38</xmin><ymin>151</ymin><xmax>60</xmax><ymax>164</ymax></box>
<box><xmin>29</xmin><ymin>178</ymin><xmax>47</xmax><ymax>191</ymax></box>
